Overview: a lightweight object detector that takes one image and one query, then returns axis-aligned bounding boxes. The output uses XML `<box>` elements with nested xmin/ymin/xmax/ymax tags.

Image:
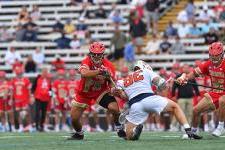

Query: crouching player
<box><xmin>111</xmin><ymin>60</ymin><xmax>202</xmax><ymax>140</ymax></box>
<box><xmin>68</xmin><ymin>42</ymin><xmax>125</xmax><ymax>140</ymax></box>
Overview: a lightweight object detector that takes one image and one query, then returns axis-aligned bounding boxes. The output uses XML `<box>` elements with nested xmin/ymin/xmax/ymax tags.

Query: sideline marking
<box><xmin>0</xmin><ymin>135</ymin><xmax>31</xmax><ymax>139</ymax></box>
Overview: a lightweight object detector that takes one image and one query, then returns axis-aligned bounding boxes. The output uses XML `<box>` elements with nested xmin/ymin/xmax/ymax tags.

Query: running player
<box><xmin>176</xmin><ymin>42</ymin><xmax>225</xmax><ymax>137</ymax></box>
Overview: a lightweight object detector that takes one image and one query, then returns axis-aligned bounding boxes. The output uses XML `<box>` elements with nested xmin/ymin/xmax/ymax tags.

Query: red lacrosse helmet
<box><xmin>89</xmin><ymin>42</ymin><xmax>105</xmax><ymax>54</ymax></box>
<box><xmin>0</xmin><ymin>71</ymin><xmax>6</xmax><ymax>78</ymax></box>
<box><xmin>209</xmin><ymin>42</ymin><xmax>224</xmax><ymax>65</ymax></box>
<box><xmin>89</xmin><ymin>42</ymin><xmax>105</xmax><ymax>67</ymax></box>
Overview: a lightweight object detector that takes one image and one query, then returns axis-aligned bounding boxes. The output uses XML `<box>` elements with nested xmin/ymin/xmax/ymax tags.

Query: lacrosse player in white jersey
<box><xmin>111</xmin><ymin>60</ymin><xmax>202</xmax><ymax>140</ymax></box>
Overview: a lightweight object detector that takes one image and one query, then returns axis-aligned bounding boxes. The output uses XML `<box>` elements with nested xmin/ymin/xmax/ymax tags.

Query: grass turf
<box><xmin>0</xmin><ymin>132</ymin><xmax>224</xmax><ymax>150</ymax></box>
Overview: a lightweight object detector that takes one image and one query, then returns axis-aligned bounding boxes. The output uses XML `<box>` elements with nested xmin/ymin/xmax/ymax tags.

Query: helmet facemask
<box><xmin>89</xmin><ymin>52</ymin><xmax>104</xmax><ymax>67</ymax></box>
<box><xmin>209</xmin><ymin>52</ymin><xmax>224</xmax><ymax>66</ymax></box>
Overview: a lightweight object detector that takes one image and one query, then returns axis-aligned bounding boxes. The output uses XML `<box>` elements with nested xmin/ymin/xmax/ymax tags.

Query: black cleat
<box><xmin>131</xmin><ymin>124</ymin><xmax>143</xmax><ymax>141</ymax></box>
<box><xmin>67</xmin><ymin>132</ymin><xmax>84</xmax><ymax>140</ymax></box>
<box><xmin>185</xmin><ymin>128</ymin><xmax>203</xmax><ymax>140</ymax></box>
<box><xmin>117</xmin><ymin>129</ymin><xmax>126</xmax><ymax>138</ymax></box>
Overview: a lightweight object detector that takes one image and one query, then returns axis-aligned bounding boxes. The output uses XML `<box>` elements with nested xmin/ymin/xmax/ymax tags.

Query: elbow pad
<box><xmin>157</xmin><ymin>78</ymin><xmax>166</xmax><ymax>91</ymax></box>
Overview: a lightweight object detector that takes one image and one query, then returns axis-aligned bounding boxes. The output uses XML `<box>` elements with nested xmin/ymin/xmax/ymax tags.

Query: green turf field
<box><xmin>0</xmin><ymin>132</ymin><xmax>224</xmax><ymax>150</ymax></box>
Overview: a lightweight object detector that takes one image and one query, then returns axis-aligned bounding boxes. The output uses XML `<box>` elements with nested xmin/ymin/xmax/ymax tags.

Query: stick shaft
<box><xmin>187</xmin><ymin>81</ymin><xmax>225</xmax><ymax>91</ymax></box>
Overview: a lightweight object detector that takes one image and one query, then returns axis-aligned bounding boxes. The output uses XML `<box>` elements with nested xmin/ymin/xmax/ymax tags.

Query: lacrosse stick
<box><xmin>173</xmin><ymin>78</ymin><xmax>225</xmax><ymax>91</ymax></box>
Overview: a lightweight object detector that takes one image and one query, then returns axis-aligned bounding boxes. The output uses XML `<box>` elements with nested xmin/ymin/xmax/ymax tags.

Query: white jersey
<box><xmin>117</xmin><ymin>68</ymin><xmax>159</xmax><ymax>100</ymax></box>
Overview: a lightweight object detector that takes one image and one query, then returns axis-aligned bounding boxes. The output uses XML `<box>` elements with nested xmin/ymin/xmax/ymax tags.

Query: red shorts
<box><xmin>15</xmin><ymin>100</ymin><xmax>28</xmax><ymax>109</ymax></box>
<box><xmin>207</xmin><ymin>92</ymin><xmax>224</xmax><ymax>109</ymax></box>
<box><xmin>192</xmin><ymin>91</ymin><xmax>206</xmax><ymax>107</ymax></box>
<box><xmin>0</xmin><ymin>100</ymin><xmax>11</xmax><ymax>111</ymax></box>
<box><xmin>73</xmin><ymin>90</ymin><xmax>108</xmax><ymax>108</ymax></box>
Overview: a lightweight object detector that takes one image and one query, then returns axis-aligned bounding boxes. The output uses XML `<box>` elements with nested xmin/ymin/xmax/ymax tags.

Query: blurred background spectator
<box><xmin>143</xmin><ymin>34</ymin><xmax>160</xmax><ymax>55</ymax></box>
<box><xmin>159</xmin><ymin>35</ymin><xmax>172</xmax><ymax>54</ymax></box>
<box><xmin>32</xmin><ymin>48</ymin><xmax>45</xmax><ymax>69</ymax></box>
<box><xmin>30</xmin><ymin>5</ymin><xmax>41</xmax><ymax>21</ymax></box>
<box><xmin>203</xmin><ymin>27</ymin><xmax>219</xmax><ymax>45</ymax></box>
<box><xmin>145</xmin><ymin>0</ymin><xmax>160</xmax><ymax>34</ymax></box>
<box><xmin>164</xmin><ymin>21</ymin><xmax>178</xmax><ymax>37</ymax></box>
<box><xmin>25</xmin><ymin>55</ymin><xmax>37</xmax><ymax>73</ymax></box>
<box><xmin>51</xmin><ymin>55</ymin><xmax>65</xmax><ymax>71</ymax></box>
<box><xmin>171</xmin><ymin>35</ymin><xmax>185</xmax><ymax>54</ymax></box>
<box><xmin>185</xmin><ymin>0</ymin><xmax>196</xmax><ymax>22</ymax></box>
<box><xmin>95</xmin><ymin>3</ymin><xmax>107</xmax><ymax>18</ymax></box>
<box><xmin>52</xmin><ymin>18</ymin><xmax>64</xmax><ymax>33</ymax></box>
<box><xmin>70</xmin><ymin>34</ymin><xmax>81</xmax><ymax>50</ymax></box>
<box><xmin>64</xmin><ymin>19</ymin><xmax>75</xmax><ymax>34</ymax></box>
<box><xmin>17</xmin><ymin>6</ymin><xmax>29</xmax><ymax>24</ymax></box>
<box><xmin>54</xmin><ymin>33</ymin><xmax>71</xmax><ymax>49</ymax></box>
<box><xmin>4</xmin><ymin>47</ymin><xmax>22</xmax><ymax>65</ymax></box>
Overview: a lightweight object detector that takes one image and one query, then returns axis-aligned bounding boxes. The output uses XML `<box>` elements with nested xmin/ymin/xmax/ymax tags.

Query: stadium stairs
<box><xmin>158</xmin><ymin>0</ymin><xmax>204</xmax><ymax>33</ymax></box>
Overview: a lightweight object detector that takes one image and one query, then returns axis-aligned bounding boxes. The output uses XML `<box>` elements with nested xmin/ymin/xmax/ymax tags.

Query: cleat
<box><xmin>185</xmin><ymin>128</ymin><xmax>203</xmax><ymax>139</ymax></box>
<box><xmin>212</xmin><ymin>128</ymin><xmax>225</xmax><ymax>137</ymax></box>
<box><xmin>131</xmin><ymin>124</ymin><xmax>143</xmax><ymax>140</ymax></box>
<box><xmin>67</xmin><ymin>132</ymin><xmax>84</xmax><ymax>140</ymax></box>
<box><xmin>115</xmin><ymin>125</ymin><xmax>126</xmax><ymax>138</ymax></box>
<box><xmin>117</xmin><ymin>129</ymin><xmax>126</xmax><ymax>138</ymax></box>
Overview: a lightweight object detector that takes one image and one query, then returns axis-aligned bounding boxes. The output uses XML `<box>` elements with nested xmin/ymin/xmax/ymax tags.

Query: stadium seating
<box><xmin>0</xmin><ymin>0</ymin><xmax>222</xmax><ymax>77</ymax></box>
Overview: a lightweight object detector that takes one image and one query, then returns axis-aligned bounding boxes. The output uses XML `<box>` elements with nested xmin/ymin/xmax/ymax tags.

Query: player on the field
<box><xmin>33</xmin><ymin>68</ymin><xmax>52</xmax><ymax>132</ymax></box>
<box><xmin>111</xmin><ymin>60</ymin><xmax>202</xmax><ymax>140</ymax></box>
<box><xmin>52</xmin><ymin>69</ymin><xmax>69</xmax><ymax>131</ymax></box>
<box><xmin>68</xmin><ymin>41</ymin><xmax>126</xmax><ymax>140</ymax></box>
<box><xmin>0</xmin><ymin>71</ymin><xmax>12</xmax><ymax>132</ymax></box>
<box><xmin>193</xmin><ymin>60</ymin><xmax>213</xmax><ymax>132</ymax></box>
<box><xmin>176</xmin><ymin>42</ymin><xmax>225</xmax><ymax>137</ymax></box>
<box><xmin>11</xmin><ymin>68</ymin><xmax>32</xmax><ymax>132</ymax></box>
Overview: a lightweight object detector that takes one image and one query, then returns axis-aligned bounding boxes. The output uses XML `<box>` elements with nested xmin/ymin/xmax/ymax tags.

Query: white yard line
<box><xmin>0</xmin><ymin>135</ymin><xmax>31</xmax><ymax>139</ymax></box>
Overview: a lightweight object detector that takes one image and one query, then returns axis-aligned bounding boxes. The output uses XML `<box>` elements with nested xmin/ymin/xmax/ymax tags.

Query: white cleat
<box><xmin>181</xmin><ymin>134</ymin><xmax>189</xmax><ymax>140</ymax></box>
<box><xmin>212</xmin><ymin>127</ymin><xmax>225</xmax><ymax>137</ymax></box>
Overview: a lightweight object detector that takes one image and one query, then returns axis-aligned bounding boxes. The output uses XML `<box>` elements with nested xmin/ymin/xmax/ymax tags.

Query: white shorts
<box><xmin>126</xmin><ymin>95</ymin><xmax>168</xmax><ymax>125</ymax></box>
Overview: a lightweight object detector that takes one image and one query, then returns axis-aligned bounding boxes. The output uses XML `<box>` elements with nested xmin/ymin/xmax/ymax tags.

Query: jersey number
<box><xmin>124</xmin><ymin>71</ymin><xmax>144</xmax><ymax>87</ymax></box>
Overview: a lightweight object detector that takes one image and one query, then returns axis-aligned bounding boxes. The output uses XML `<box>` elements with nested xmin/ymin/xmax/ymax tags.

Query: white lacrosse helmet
<box><xmin>134</xmin><ymin>60</ymin><xmax>152</xmax><ymax>71</ymax></box>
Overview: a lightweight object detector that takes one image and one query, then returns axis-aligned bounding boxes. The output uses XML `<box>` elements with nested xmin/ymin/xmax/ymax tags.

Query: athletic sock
<box><xmin>192</xmin><ymin>127</ymin><xmax>198</xmax><ymax>133</ymax></box>
<box><xmin>217</xmin><ymin>122</ymin><xmax>224</xmax><ymax>129</ymax></box>
<box><xmin>183</xmin><ymin>124</ymin><xmax>190</xmax><ymax>129</ymax></box>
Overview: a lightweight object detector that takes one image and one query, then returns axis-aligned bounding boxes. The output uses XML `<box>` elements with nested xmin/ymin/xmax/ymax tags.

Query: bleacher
<box><xmin>0</xmin><ymin>0</ymin><xmax>221</xmax><ymax>77</ymax></box>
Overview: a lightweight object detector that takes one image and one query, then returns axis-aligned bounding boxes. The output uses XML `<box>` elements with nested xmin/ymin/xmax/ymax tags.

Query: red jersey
<box><xmin>52</xmin><ymin>79</ymin><xmax>68</xmax><ymax>104</ymax></box>
<box><xmin>77</xmin><ymin>56</ymin><xmax>115</xmax><ymax>98</ymax></box>
<box><xmin>196</xmin><ymin>76</ymin><xmax>211</xmax><ymax>93</ymax></box>
<box><xmin>67</xmin><ymin>79</ymin><xmax>78</xmax><ymax>98</ymax></box>
<box><xmin>0</xmin><ymin>80</ymin><xmax>11</xmax><ymax>100</ymax></box>
<box><xmin>198</xmin><ymin>59</ymin><xmax>225</xmax><ymax>94</ymax></box>
<box><xmin>11</xmin><ymin>77</ymin><xmax>31</xmax><ymax>103</ymax></box>
<box><xmin>34</xmin><ymin>76</ymin><xmax>51</xmax><ymax>102</ymax></box>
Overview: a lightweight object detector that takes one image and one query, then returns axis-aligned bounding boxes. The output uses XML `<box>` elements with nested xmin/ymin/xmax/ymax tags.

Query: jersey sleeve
<box><xmin>198</xmin><ymin>61</ymin><xmax>210</xmax><ymax>76</ymax></box>
<box><xmin>144</xmin><ymin>68</ymin><xmax>159</xmax><ymax>82</ymax></box>
<box><xmin>78</xmin><ymin>57</ymin><xmax>90</xmax><ymax>72</ymax></box>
